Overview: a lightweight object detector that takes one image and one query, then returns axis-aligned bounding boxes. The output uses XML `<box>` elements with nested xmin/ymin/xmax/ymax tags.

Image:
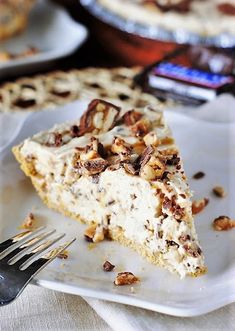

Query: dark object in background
<box><xmin>135</xmin><ymin>46</ymin><xmax>235</xmax><ymax>105</ymax></box>
<box><xmin>189</xmin><ymin>46</ymin><xmax>235</xmax><ymax>75</ymax></box>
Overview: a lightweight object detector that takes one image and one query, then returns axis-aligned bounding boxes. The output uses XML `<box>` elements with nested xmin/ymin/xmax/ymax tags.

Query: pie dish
<box><xmin>96</xmin><ymin>0</ymin><xmax>235</xmax><ymax>38</ymax></box>
<box><xmin>13</xmin><ymin>99</ymin><xmax>206</xmax><ymax>278</ymax></box>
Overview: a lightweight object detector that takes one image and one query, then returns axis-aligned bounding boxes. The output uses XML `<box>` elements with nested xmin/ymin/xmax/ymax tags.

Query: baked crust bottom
<box><xmin>12</xmin><ymin>146</ymin><xmax>207</xmax><ymax>277</ymax></box>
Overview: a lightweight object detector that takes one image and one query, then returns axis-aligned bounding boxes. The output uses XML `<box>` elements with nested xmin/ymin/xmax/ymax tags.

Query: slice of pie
<box><xmin>13</xmin><ymin>99</ymin><xmax>206</xmax><ymax>278</ymax></box>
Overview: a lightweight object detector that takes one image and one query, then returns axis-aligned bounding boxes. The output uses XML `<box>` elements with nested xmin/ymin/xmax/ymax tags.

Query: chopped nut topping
<box><xmin>20</xmin><ymin>212</ymin><xmax>35</xmax><ymax>229</ymax></box>
<box><xmin>114</xmin><ymin>272</ymin><xmax>139</xmax><ymax>286</ymax></box>
<box><xmin>193</xmin><ymin>171</ymin><xmax>205</xmax><ymax>180</ymax></box>
<box><xmin>103</xmin><ymin>260</ymin><xmax>115</xmax><ymax>272</ymax></box>
<box><xmin>143</xmin><ymin>131</ymin><xmax>159</xmax><ymax>146</ymax></box>
<box><xmin>213</xmin><ymin>216</ymin><xmax>235</xmax><ymax>231</ymax></box>
<box><xmin>82</xmin><ymin>158</ymin><xmax>108</xmax><ymax>175</ymax></box>
<box><xmin>162</xmin><ymin>196</ymin><xmax>185</xmax><ymax>220</ymax></box>
<box><xmin>139</xmin><ymin>145</ymin><xmax>154</xmax><ymax>168</ymax></box>
<box><xmin>79</xmin><ymin>99</ymin><xmax>120</xmax><ymax>135</ymax></box>
<box><xmin>84</xmin><ymin>224</ymin><xmax>106</xmax><ymax>243</ymax></box>
<box><xmin>140</xmin><ymin>153</ymin><xmax>166</xmax><ymax>181</ymax></box>
<box><xmin>212</xmin><ymin>186</ymin><xmax>226</xmax><ymax>198</ymax></box>
<box><xmin>192</xmin><ymin>198</ymin><xmax>209</xmax><ymax>215</ymax></box>
<box><xmin>111</xmin><ymin>137</ymin><xmax>132</xmax><ymax>161</ymax></box>
<box><xmin>131</xmin><ymin>118</ymin><xmax>151</xmax><ymax>137</ymax></box>
<box><xmin>178</xmin><ymin>234</ymin><xmax>191</xmax><ymax>244</ymax></box>
<box><xmin>122</xmin><ymin>110</ymin><xmax>142</xmax><ymax>126</ymax></box>
<box><xmin>123</xmin><ymin>162</ymin><xmax>138</xmax><ymax>175</ymax></box>
<box><xmin>183</xmin><ymin>243</ymin><xmax>202</xmax><ymax>258</ymax></box>
<box><xmin>57</xmin><ymin>250</ymin><xmax>69</xmax><ymax>259</ymax></box>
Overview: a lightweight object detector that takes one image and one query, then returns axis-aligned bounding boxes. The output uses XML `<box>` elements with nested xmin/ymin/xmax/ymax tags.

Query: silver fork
<box><xmin>0</xmin><ymin>227</ymin><xmax>76</xmax><ymax>306</ymax></box>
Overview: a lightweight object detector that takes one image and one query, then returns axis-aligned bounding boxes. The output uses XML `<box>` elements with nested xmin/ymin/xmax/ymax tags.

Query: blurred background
<box><xmin>0</xmin><ymin>0</ymin><xmax>235</xmax><ymax>110</ymax></box>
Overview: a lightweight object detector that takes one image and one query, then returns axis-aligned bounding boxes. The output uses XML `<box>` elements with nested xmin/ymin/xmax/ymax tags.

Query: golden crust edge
<box><xmin>12</xmin><ymin>146</ymin><xmax>207</xmax><ymax>278</ymax></box>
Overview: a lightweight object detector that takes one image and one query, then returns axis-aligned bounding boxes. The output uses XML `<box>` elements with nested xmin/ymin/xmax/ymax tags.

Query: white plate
<box><xmin>0</xmin><ymin>100</ymin><xmax>234</xmax><ymax>317</ymax></box>
<box><xmin>0</xmin><ymin>0</ymin><xmax>88</xmax><ymax>78</ymax></box>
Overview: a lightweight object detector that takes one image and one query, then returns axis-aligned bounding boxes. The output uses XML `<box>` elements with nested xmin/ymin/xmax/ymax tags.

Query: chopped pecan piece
<box><xmin>213</xmin><ymin>216</ymin><xmax>235</xmax><ymax>231</ymax></box>
<box><xmin>212</xmin><ymin>186</ymin><xmax>226</xmax><ymax>198</ymax></box>
<box><xmin>122</xmin><ymin>110</ymin><xmax>142</xmax><ymax>126</ymax></box>
<box><xmin>140</xmin><ymin>152</ymin><xmax>166</xmax><ymax>181</ymax></box>
<box><xmin>20</xmin><ymin>212</ymin><xmax>35</xmax><ymax>229</ymax></box>
<box><xmin>79</xmin><ymin>137</ymin><xmax>107</xmax><ymax>161</ymax></box>
<box><xmin>183</xmin><ymin>243</ymin><xmax>202</xmax><ymax>258</ymax></box>
<box><xmin>84</xmin><ymin>224</ymin><xmax>106</xmax><ymax>243</ymax></box>
<box><xmin>193</xmin><ymin>171</ymin><xmax>205</xmax><ymax>180</ymax></box>
<box><xmin>162</xmin><ymin>196</ymin><xmax>185</xmax><ymax>220</ymax></box>
<box><xmin>192</xmin><ymin>198</ymin><xmax>209</xmax><ymax>215</ymax></box>
<box><xmin>123</xmin><ymin>162</ymin><xmax>138</xmax><ymax>175</ymax></box>
<box><xmin>178</xmin><ymin>234</ymin><xmax>191</xmax><ymax>244</ymax></box>
<box><xmin>57</xmin><ymin>250</ymin><xmax>69</xmax><ymax>259</ymax></box>
<box><xmin>82</xmin><ymin>158</ymin><xmax>108</xmax><ymax>175</ymax></box>
<box><xmin>114</xmin><ymin>272</ymin><xmax>139</xmax><ymax>286</ymax></box>
<box><xmin>79</xmin><ymin>99</ymin><xmax>120</xmax><ymax>135</ymax></box>
<box><xmin>103</xmin><ymin>261</ymin><xmax>115</xmax><ymax>272</ymax></box>
<box><xmin>131</xmin><ymin>118</ymin><xmax>151</xmax><ymax>137</ymax></box>
<box><xmin>111</xmin><ymin>137</ymin><xmax>132</xmax><ymax>161</ymax></box>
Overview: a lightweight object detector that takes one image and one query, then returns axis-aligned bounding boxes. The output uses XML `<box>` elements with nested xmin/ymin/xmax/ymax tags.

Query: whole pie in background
<box><xmin>97</xmin><ymin>0</ymin><xmax>235</xmax><ymax>37</ymax></box>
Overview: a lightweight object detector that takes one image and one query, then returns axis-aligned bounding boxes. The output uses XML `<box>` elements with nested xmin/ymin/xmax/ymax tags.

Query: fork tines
<box><xmin>0</xmin><ymin>227</ymin><xmax>76</xmax><ymax>270</ymax></box>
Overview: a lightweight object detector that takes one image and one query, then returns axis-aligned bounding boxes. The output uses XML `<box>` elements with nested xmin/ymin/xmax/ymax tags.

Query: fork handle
<box><xmin>0</xmin><ymin>267</ymin><xmax>30</xmax><ymax>306</ymax></box>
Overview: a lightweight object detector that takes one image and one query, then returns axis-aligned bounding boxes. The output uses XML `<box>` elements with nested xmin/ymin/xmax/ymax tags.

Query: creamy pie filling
<box><xmin>15</xmin><ymin>100</ymin><xmax>206</xmax><ymax>278</ymax></box>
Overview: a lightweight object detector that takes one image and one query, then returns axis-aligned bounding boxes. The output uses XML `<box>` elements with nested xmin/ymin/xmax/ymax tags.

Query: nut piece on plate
<box><xmin>20</xmin><ymin>212</ymin><xmax>35</xmax><ymax>229</ymax></box>
<box><xmin>193</xmin><ymin>171</ymin><xmax>205</xmax><ymax>180</ymax></box>
<box><xmin>79</xmin><ymin>99</ymin><xmax>120</xmax><ymax>135</ymax></box>
<box><xmin>192</xmin><ymin>198</ymin><xmax>209</xmax><ymax>215</ymax></box>
<box><xmin>84</xmin><ymin>224</ymin><xmax>107</xmax><ymax>243</ymax></box>
<box><xmin>114</xmin><ymin>272</ymin><xmax>139</xmax><ymax>286</ymax></box>
<box><xmin>103</xmin><ymin>260</ymin><xmax>115</xmax><ymax>272</ymax></box>
<box><xmin>57</xmin><ymin>250</ymin><xmax>69</xmax><ymax>259</ymax></box>
<box><xmin>213</xmin><ymin>216</ymin><xmax>235</xmax><ymax>231</ymax></box>
<box><xmin>212</xmin><ymin>186</ymin><xmax>226</xmax><ymax>198</ymax></box>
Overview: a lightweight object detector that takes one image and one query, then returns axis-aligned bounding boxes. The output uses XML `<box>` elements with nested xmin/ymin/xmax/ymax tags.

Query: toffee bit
<box><xmin>192</xmin><ymin>198</ymin><xmax>209</xmax><ymax>215</ymax></box>
<box><xmin>213</xmin><ymin>216</ymin><xmax>235</xmax><ymax>231</ymax></box>
<box><xmin>57</xmin><ymin>250</ymin><xmax>69</xmax><ymax>259</ymax></box>
<box><xmin>212</xmin><ymin>186</ymin><xmax>226</xmax><ymax>198</ymax></box>
<box><xmin>103</xmin><ymin>260</ymin><xmax>115</xmax><ymax>272</ymax></box>
<box><xmin>20</xmin><ymin>212</ymin><xmax>35</xmax><ymax>229</ymax></box>
<box><xmin>193</xmin><ymin>171</ymin><xmax>205</xmax><ymax>180</ymax></box>
<box><xmin>114</xmin><ymin>272</ymin><xmax>139</xmax><ymax>286</ymax></box>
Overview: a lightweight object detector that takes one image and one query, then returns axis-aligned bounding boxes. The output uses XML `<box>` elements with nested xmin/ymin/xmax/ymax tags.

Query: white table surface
<box><xmin>0</xmin><ymin>285</ymin><xmax>235</xmax><ymax>331</ymax></box>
